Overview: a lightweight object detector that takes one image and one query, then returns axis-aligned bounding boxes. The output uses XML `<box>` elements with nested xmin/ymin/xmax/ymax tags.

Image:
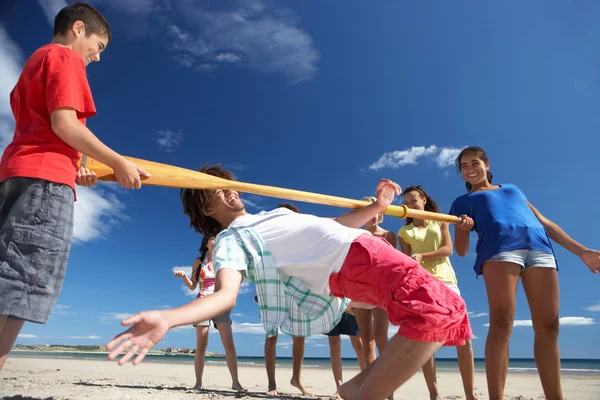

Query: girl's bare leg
<box><xmin>421</xmin><ymin>355</ymin><xmax>441</xmax><ymax>400</ymax></box>
<box><xmin>521</xmin><ymin>267</ymin><xmax>562</xmax><ymax>400</ymax></box>
<box><xmin>193</xmin><ymin>325</ymin><xmax>209</xmax><ymax>389</ymax></box>
<box><xmin>328</xmin><ymin>336</ymin><xmax>343</xmax><ymax>396</ymax></box>
<box><xmin>350</xmin><ymin>336</ymin><xmax>366</xmax><ymax>370</ymax></box>
<box><xmin>354</xmin><ymin>308</ymin><xmax>376</xmax><ymax>365</ymax></box>
<box><xmin>217</xmin><ymin>323</ymin><xmax>246</xmax><ymax>392</ymax></box>
<box><xmin>373</xmin><ymin>308</ymin><xmax>389</xmax><ymax>355</ymax></box>
<box><xmin>482</xmin><ymin>262</ymin><xmax>521</xmax><ymax>400</ymax></box>
<box><xmin>456</xmin><ymin>340</ymin><xmax>478</xmax><ymax>400</ymax></box>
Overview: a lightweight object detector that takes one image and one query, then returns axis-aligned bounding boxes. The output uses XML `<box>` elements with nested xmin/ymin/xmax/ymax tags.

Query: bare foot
<box><xmin>290</xmin><ymin>377</ymin><xmax>312</xmax><ymax>396</ymax></box>
<box><xmin>466</xmin><ymin>395</ymin><xmax>479</xmax><ymax>400</ymax></box>
<box><xmin>232</xmin><ymin>382</ymin><xmax>247</xmax><ymax>392</ymax></box>
<box><xmin>192</xmin><ymin>383</ymin><xmax>202</xmax><ymax>391</ymax></box>
<box><xmin>429</xmin><ymin>394</ymin><xmax>442</xmax><ymax>400</ymax></box>
<box><xmin>267</xmin><ymin>389</ymin><xmax>279</xmax><ymax>396</ymax></box>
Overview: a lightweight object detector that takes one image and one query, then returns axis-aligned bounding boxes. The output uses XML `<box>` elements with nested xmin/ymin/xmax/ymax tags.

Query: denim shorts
<box><xmin>486</xmin><ymin>250</ymin><xmax>557</xmax><ymax>273</ymax></box>
<box><xmin>0</xmin><ymin>177</ymin><xmax>74</xmax><ymax>324</ymax></box>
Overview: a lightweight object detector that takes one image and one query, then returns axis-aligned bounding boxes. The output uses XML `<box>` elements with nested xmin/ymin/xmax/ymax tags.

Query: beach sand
<box><xmin>1</xmin><ymin>357</ymin><xmax>599</xmax><ymax>400</ymax></box>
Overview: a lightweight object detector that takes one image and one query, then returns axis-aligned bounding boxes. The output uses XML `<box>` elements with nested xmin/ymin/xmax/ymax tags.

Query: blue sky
<box><xmin>1</xmin><ymin>0</ymin><xmax>599</xmax><ymax>360</ymax></box>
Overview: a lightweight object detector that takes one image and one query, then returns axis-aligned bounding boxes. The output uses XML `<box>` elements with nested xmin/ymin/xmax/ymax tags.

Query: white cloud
<box><xmin>53</xmin><ymin>304</ymin><xmax>75</xmax><ymax>316</ymax></box>
<box><xmin>154</xmin><ymin>129</ymin><xmax>183</xmax><ymax>152</ymax></box>
<box><xmin>232</xmin><ymin>313</ymin><xmax>244</xmax><ymax>317</ymax></box>
<box><xmin>100</xmin><ymin>312</ymin><xmax>132</xmax><ymax>323</ymax></box>
<box><xmin>73</xmin><ymin>185</ymin><xmax>126</xmax><ymax>243</ymax></box>
<box><xmin>436</xmin><ymin>147</ymin><xmax>464</xmax><ymax>168</ymax></box>
<box><xmin>468</xmin><ymin>312</ymin><xmax>488</xmax><ymax>318</ymax></box>
<box><xmin>559</xmin><ymin>317</ymin><xmax>595</xmax><ymax>326</ymax></box>
<box><xmin>231</xmin><ymin>321</ymin><xmax>264</xmax><ymax>335</ymax></box>
<box><xmin>0</xmin><ymin>27</ymin><xmax>127</xmax><ymax>245</ymax></box>
<box><xmin>98</xmin><ymin>0</ymin><xmax>319</xmax><ymax>84</ymax></box>
<box><xmin>36</xmin><ymin>0</ymin><xmax>68</xmax><ymax>26</ymax></box>
<box><xmin>239</xmin><ymin>280</ymin><xmax>253</xmax><ymax>295</ymax></box>
<box><xmin>369</xmin><ymin>145</ymin><xmax>465</xmax><ymax>171</ymax></box>
<box><xmin>241</xmin><ymin>194</ymin><xmax>267</xmax><ymax>211</ymax></box>
<box><xmin>65</xmin><ymin>335</ymin><xmax>102</xmax><ymax>340</ymax></box>
<box><xmin>17</xmin><ymin>334</ymin><xmax>38</xmax><ymax>339</ymax></box>
<box><xmin>0</xmin><ymin>26</ymin><xmax>23</xmax><ymax>152</ymax></box>
<box><xmin>172</xmin><ymin>265</ymin><xmax>198</xmax><ymax>297</ymax></box>
<box><xmin>585</xmin><ymin>303</ymin><xmax>600</xmax><ymax>312</ymax></box>
<box><xmin>483</xmin><ymin>316</ymin><xmax>595</xmax><ymax>327</ymax></box>
<box><xmin>215</xmin><ymin>52</ymin><xmax>241</xmax><ymax>63</ymax></box>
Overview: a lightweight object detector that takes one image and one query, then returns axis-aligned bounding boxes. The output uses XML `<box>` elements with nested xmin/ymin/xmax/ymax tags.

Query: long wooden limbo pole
<box><xmin>79</xmin><ymin>155</ymin><xmax>462</xmax><ymax>224</ymax></box>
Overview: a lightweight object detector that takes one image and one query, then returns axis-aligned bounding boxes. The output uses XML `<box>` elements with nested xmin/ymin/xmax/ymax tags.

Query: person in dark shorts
<box><xmin>325</xmin><ymin>308</ymin><xmax>365</xmax><ymax>397</ymax></box>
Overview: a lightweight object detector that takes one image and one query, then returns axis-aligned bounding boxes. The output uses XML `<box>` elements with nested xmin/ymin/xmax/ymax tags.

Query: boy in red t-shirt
<box><xmin>0</xmin><ymin>2</ymin><xmax>149</xmax><ymax>371</ymax></box>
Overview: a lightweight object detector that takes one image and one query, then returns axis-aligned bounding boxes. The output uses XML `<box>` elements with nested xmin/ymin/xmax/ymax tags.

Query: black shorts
<box><xmin>325</xmin><ymin>311</ymin><xmax>360</xmax><ymax>336</ymax></box>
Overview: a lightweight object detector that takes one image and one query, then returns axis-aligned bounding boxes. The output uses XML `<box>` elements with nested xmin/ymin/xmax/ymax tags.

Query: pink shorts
<box><xmin>329</xmin><ymin>234</ymin><xmax>472</xmax><ymax>346</ymax></box>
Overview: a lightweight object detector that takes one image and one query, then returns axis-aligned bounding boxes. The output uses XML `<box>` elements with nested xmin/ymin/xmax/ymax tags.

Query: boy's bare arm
<box><xmin>165</xmin><ymin>268</ymin><xmax>242</xmax><ymax>327</ymax></box>
<box><xmin>51</xmin><ymin>108</ymin><xmax>149</xmax><ymax>189</ymax></box>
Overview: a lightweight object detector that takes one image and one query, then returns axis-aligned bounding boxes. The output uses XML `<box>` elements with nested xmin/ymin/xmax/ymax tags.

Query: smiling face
<box><xmin>207</xmin><ymin>189</ymin><xmax>246</xmax><ymax>220</ymax></box>
<box><xmin>70</xmin><ymin>21</ymin><xmax>108</xmax><ymax>66</ymax></box>
<box><xmin>403</xmin><ymin>190</ymin><xmax>426</xmax><ymax>211</ymax></box>
<box><xmin>459</xmin><ymin>152</ymin><xmax>490</xmax><ymax>187</ymax></box>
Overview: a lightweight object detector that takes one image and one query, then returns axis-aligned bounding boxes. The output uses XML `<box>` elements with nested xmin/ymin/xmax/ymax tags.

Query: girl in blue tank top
<box><xmin>449</xmin><ymin>146</ymin><xmax>600</xmax><ymax>400</ymax></box>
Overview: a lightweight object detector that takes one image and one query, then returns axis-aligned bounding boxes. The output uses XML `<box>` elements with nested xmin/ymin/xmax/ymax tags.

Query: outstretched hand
<box><xmin>374</xmin><ymin>179</ymin><xmax>402</xmax><ymax>210</ymax></box>
<box><xmin>173</xmin><ymin>270</ymin><xmax>186</xmax><ymax>278</ymax></box>
<box><xmin>580</xmin><ymin>249</ymin><xmax>600</xmax><ymax>274</ymax></box>
<box><xmin>106</xmin><ymin>310</ymin><xmax>170</xmax><ymax>366</ymax></box>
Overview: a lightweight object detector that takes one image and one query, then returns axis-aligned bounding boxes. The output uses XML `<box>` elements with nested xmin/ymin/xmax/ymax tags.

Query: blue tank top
<box><xmin>449</xmin><ymin>184</ymin><xmax>555</xmax><ymax>276</ymax></box>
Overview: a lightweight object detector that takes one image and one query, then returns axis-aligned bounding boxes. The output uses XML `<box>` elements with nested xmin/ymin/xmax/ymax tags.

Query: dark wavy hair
<box><xmin>456</xmin><ymin>146</ymin><xmax>493</xmax><ymax>191</ymax></box>
<box><xmin>402</xmin><ymin>185</ymin><xmax>440</xmax><ymax>225</ymax></box>
<box><xmin>195</xmin><ymin>235</ymin><xmax>211</xmax><ymax>283</ymax></box>
<box><xmin>180</xmin><ymin>164</ymin><xmax>235</xmax><ymax>238</ymax></box>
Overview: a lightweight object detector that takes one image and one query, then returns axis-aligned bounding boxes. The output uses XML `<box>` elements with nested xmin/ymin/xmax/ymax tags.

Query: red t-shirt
<box><xmin>0</xmin><ymin>44</ymin><xmax>96</xmax><ymax>191</ymax></box>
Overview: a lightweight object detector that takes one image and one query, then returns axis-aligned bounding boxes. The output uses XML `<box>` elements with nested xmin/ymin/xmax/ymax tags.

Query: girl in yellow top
<box><xmin>399</xmin><ymin>186</ymin><xmax>478</xmax><ymax>400</ymax></box>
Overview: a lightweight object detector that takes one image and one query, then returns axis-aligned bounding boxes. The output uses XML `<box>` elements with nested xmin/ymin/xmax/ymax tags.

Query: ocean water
<box><xmin>10</xmin><ymin>351</ymin><xmax>600</xmax><ymax>376</ymax></box>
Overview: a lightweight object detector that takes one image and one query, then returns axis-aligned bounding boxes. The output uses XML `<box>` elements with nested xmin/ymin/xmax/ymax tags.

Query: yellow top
<box><xmin>398</xmin><ymin>221</ymin><xmax>457</xmax><ymax>284</ymax></box>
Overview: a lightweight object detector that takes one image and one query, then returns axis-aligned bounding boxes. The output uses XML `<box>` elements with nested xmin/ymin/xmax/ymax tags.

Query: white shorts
<box><xmin>445</xmin><ymin>282</ymin><xmax>461</xmax><ymax>296</ymax></box>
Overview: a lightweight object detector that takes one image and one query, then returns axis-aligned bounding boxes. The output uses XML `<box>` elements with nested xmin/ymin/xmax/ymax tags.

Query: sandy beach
<box><xmin>1</xmin><ymin>356</ymin><xmax>599</xmax><ymax>400</ymax></box>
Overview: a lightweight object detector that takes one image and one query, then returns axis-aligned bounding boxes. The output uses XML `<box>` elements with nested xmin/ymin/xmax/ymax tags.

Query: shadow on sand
<box><xmin>72</xmin><ymin>381</ymin><xmax>333</xmax><ymax>399</ymax></box>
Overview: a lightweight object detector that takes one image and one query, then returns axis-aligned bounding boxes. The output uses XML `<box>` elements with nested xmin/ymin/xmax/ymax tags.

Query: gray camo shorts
<box><xmin>0</xmin><ymin>177</ymin><xmax>74</xmax><ymax>324</ymax></box>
